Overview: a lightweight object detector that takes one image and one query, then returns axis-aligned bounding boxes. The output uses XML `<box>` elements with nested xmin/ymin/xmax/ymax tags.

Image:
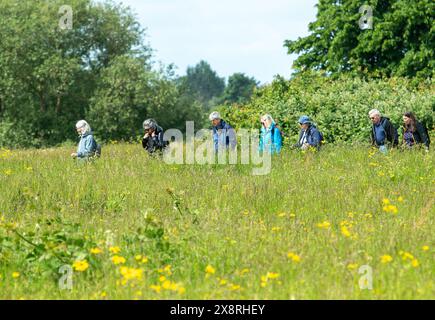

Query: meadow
<box><xmin>0</xmin><ymin>143</ymin><xmax>433</xmax><ymax>299</ymax></box>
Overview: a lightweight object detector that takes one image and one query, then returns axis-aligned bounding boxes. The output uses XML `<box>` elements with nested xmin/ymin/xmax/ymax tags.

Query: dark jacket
<box><xmin>402</xmin><ymin>121</ymin><xmax>430</xmax><ymax>149</ymax></box>
<box><xmin>142</xmin><ymin>126</ymin><xmax>167</xmax><ymax>154</ymax></box>
<box><xmin>295</xmin><ymin>125</ymin><xmax>322</xmax><ymax>150</ymax></box>
<box><xmin>212</xmin><ymin>119</ymin><xmax>236</xmax><ymax>151</ymax></box>
<box><xmin>371</xmin><ymin>117</ymin><xmax>398</xmax><ymax>147</ymax></box>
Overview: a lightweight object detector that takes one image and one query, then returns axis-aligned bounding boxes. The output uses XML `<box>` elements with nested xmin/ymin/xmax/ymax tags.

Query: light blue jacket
<box><xmin>259</xmin><ymin>123</ymin><xmax>282</xmax><ymax>154</ymax></box>
<box><xmin>77</xmin><ymin>132</ymin><xmax>97</xmax><ymax>158</ymax></box>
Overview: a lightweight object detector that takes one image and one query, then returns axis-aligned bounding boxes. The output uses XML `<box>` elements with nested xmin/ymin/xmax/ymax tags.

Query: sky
<box><xmin>117</xmin><ymin>0</ymin><xmax>318</xmax><ymax>84</ymax></box>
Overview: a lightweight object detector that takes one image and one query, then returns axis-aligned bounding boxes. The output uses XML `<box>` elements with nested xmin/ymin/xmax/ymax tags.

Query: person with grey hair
<box><xmin>209</xmin><ymin>111</ymin><xmax>236</xmax><ymax>152</ymax></box>
<box><xmin>71</xmin><ymin>120</ymin><xmax>100</xmax><ymax>160</ymax></box>
<box><xmin>142</xmin><ymin>119</ymin><xmax>168</xmax><ymax>154</ymax></box>
<box><xmin>369</xmin><ymin>109</ymin><xmax>398</xmax><ymax>153</ymax></box>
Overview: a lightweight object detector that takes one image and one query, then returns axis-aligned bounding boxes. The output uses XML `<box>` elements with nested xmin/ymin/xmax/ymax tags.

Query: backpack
<box><xmin>95</xmin><ymin>144</ymin><xmax>102</xmax><ymax>158</ymax></box>
<box><xmin>421</xmin><ymin>122</ymin><xmax>431</xmax><ymax>145</ymax></box>
<box><xmin>310</xmin><ymin>125</ymin><xmax>324</xmax><ymax>144</ymax></box>
<box><xmin>318</xmin><ymin>130</ymin><xmax>324</xmax><ymax>143</ymax></box>
<box><xmin>270</xmin><ymin>125</ymin><xmax>284</xmax><ymax>144</ymax></box>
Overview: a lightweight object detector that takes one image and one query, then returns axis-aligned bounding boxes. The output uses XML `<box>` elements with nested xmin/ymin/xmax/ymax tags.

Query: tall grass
<box><xmin>0</xmin><ymin>144</ymin><xmax>433</xmax><ymax>299</ymax></box>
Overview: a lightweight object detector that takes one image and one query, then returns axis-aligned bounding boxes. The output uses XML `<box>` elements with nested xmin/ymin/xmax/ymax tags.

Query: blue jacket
<box><xmin>296</xmin><ymin>125</ymin><xmax>322</xmax><ymax>149</ymax></box>
<box><xmin>212</xmin><ymin>120</ymin><xmax>236</xmax><ymax>151</ymax></box>
<box><xmin>77</xmin><ymin>132</ymin><xmax>97</xmax><ymax>158</ymax></box>
<box><xmin>371</xmin><ymin>117</ymin><xmax>399</xmax><ymax>147</ymax></box>
<box><xmin>259</xmin><ymin>123</ymin><xmax>282</xmax><ymax>154</ymax></box>
<box><xmin>142</xmin><ymin>126</ymin><xmax>168</xmax><ymax>154</ymax></box>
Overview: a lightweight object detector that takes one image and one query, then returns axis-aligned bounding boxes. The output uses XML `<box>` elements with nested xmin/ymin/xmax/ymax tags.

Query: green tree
<box><xmin>284</xmin><ymin>0</ymin><xmax>435</xmax><ymax>79</ymax></box>
<box><xmin>88</xmin><ymin>58</ymin><xmax>203</xmax><ymax>141</ymax></box>
<box><xmin>0</xmin><ymin>0</ymin><xmax>148</xmax><ymax>147</ymax></box>
<box><xmin>221</xmin><ymin>73</ymin><xmax>258</xmax><ymax>104</ymax></box>
<box><xmin>180</xmin><ymin>60</ymin><xmax>225</xmax><ymax>109</ymax></box>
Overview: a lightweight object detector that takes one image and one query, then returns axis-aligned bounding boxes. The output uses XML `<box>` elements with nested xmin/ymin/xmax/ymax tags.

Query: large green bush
<box><xmin>219</xmin><ymin>72</ymin><xmax>434</xmax><ymax>144</ymax></box>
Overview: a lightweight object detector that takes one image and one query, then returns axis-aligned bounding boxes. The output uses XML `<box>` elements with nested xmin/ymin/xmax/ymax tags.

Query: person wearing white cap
<box><xmin>209</xmin><ymin>111</ymin><xmax>236</xmax><ymax>152</ymax></box>
<box><xmin>71</xmin><ymin>120</ymin><xmax>100</xmax><ymax>160</ymax></box>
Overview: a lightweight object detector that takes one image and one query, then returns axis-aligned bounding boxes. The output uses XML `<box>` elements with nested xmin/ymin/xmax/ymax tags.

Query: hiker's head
<box><xmin>261</xmin><ymin>114</ymin><xmax>274</xmax><ymax>129</ymax></box>
<box><xmin>369</xmin><ymin>109</ymin><xmax>381</xmax><ymax>125</ymax></box>
<box><xmin>298</xmin><ymin>115</ymin><xmax>311</xmax><ymax>130</ymax></box>
<box><xmin>143</xmin><ymin>119</ymin><xmax>157</xmax><ymax>134</ymax></box>
<box><xmin>209</xmin><ymin>111</ymin><xmax>221</xmax><ymax>127</ymax></box>
<box><xmin>75</xmin><ymin>120</ymin><xmax>91</xmax><ymax>135</ymax></box>
<box><xmin>403</xmin><ymin>112</ymin><xmax>416</xmax><ymax>127</ymax></box>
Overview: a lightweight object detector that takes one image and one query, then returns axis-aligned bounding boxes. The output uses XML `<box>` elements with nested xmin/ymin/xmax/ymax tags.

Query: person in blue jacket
<box><xmin>259</xmin><ymin>114</ymin><xmax>282</xmax><ymax>154</ymax></box>
<box><xmin>209</xmin><ymin>111</ymin><xmax>236</xmax><ymax>152</ymax></box>
<box><xmin>71</xmin><ymin>120</ymin><xmax>98</xmax><ymax>160</ymax></box>
<box><xmin>294</xmin><ymin>115</ymin><xmax>323</xmax><ymax>150</ymax></box>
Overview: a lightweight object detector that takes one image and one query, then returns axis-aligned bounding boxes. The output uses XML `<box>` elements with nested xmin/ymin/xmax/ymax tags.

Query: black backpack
<box><xmin>95</xmin><ymin>144</ymin><xmax>102</xmax><ymax>158</ymax></box>
<box><xmin>421</xmin><ymin>122</ymin><xmax>431</xmax><ymax>145</ymax></box>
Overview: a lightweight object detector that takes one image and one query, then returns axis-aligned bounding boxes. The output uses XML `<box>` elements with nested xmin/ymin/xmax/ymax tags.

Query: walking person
<box><xmin>209</xmin><ymin>111</ymin><xmax>237</xmax><ymax>152</ymax></box>
<box><xmin>259</xmin><ymin>114</ymin><xmax>282</xmax><ymax>154</ymax></box>
<box><xmin>402</xmin><ymin>112</ymin><xmax>430</xmax><ymax>151</ymax></box>
<box><xmin>71</xmin><ymin>120</ymin><xmax>100</xmax><ymax>160</ymax></box>
<box><xmin>294</xmin><ymin>116</ymin><xmax>323</xmax><ymax>151</ymax></box>
<box><xmin>369</xmin><ymin>109</ymin><xmax>398</xmax><ymax>154</ymax></box>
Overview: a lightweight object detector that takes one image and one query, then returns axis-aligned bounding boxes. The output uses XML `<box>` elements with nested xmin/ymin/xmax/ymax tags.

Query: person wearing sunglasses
<box><xmin>368</xmin><ymin>109</ymin><xmax>398</xmax><ymax>153</ymax></box>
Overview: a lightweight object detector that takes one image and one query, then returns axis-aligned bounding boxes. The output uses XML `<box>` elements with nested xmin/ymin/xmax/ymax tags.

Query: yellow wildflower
<box><xmin>287</xmin><ymin>252</ymin><xmax>301</xmax><ymax>263</ymax></box>
<box><xmin>150</xmin><ymin>284</ymin><xmax>161</xmax><ymax>294</ymax></box>
<box><xmin>90</xmin><ymin>248</ymin><xmax>103</xmax><ymax>255</ymax></box>
<box><xmin>347</xmin><ymin>263</ymin><xmax>358</xmax><ymax>270</ymax></box>
<box><xmin>383</xmin><ymin>205</ymin><xmax>398</xmax><ymax>214</ymax></box>
<box><xmin>380</xmin><ymin>255</ymin><xmax>393</xmax><ymax>264</ymax></box>
<box><xmin>109</xmin><ymin>246</ymin><xmax>121</xmax><ymax>254</ymax></box>
<box><xmin>205</xmin><ymin>265</ymin><xmax>216</xmax><ymax>275</ymax></box>
<box><xmin>317</xmin><ymin>221</ymin><xmax>331</xmax><ymax>229</ymax></box>
<box><xmin>111</xmin><ymin>255</ymin><xmax>126</xmax><ymax>265</ymax></box>
<box><xmin>72</xmin><ymin>260</ymin><xmax>89</xmax><ymax>272</ymax></box>
<box><xmin>341</xmin><ymin>225</ymin><xmax>351</xmax><ymax>238</ymax></box>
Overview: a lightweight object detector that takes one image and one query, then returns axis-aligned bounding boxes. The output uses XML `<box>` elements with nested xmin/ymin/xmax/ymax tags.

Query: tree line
<box><xmin>0</xmin><ymin>0</ymin><xmax>258</xmax><ymax>147</ymax></box>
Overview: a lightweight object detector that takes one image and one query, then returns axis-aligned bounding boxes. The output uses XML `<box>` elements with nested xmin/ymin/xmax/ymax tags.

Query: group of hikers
<box><xmin>71</xmin><ymin>109</ymin><xmax>430</xmax><ymax>160</ymax></box>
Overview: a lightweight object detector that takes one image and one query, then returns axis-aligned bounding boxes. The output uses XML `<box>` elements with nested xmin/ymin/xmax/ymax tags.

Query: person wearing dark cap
<box><xmin>142</xmin><ymin>119</ymin><xmax>167</xmax><ymax>154</ymax></box>
<box><xmin>294</xmin><ymin>115</ymin><xmax>323</xmax><ymax>150</ymax></box>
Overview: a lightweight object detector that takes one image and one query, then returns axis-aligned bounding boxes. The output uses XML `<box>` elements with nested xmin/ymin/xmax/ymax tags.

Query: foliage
<box><xmin>178</xmin><ymin>60</ymin><xmax>226</xmax><ymax>110</ymax></box>
<box><xmin>220</xmin><ymin>73</ymin><xmax>259</xmax><ymax>105</ymax></box>
<box><xmin>219</xmin><ymin>72</ymin><xmax>434</xmax><ymax>144</ymax></box>
<box><xmin>285</xmin><ymin>0</ymin><xmax>435</xmax><ymax>80</ymax></box>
